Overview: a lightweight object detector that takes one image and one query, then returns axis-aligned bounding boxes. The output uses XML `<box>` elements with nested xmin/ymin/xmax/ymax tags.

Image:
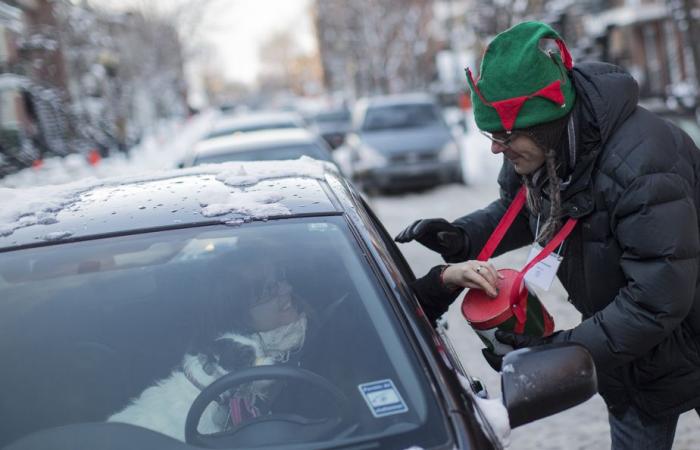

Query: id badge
<box><xmin>524</xmin><ymin>243</ymin><xmax>563</xmax><ymax>291</ymax></box>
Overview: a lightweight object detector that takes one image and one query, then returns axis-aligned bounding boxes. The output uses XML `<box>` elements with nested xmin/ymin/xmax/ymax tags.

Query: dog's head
<box><xmin>202</xmin><ymin>333</ymin><xmax>273</xmax><ymax>376</ymax></box>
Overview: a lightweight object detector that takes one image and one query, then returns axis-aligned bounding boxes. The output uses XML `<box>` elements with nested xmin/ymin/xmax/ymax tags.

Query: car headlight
<box><xmin>353</xmin><ymin>144</ymin><xmax>387</xmax><ymax>171</ymax></box>
<box><xmin>438</xmin><ymin>140</ymin><xmax>460</xmax><ymax>161</ymax></box>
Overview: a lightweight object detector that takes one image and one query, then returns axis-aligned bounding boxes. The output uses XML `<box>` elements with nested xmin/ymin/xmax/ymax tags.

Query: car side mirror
<box><xmin>501</xmin><ymin>343</ymin><xmax>597</xmax><ymax>428</ymax></box>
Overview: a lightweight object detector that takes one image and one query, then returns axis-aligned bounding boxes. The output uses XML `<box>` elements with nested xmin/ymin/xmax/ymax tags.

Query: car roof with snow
<box><xmin>194</xmin><ymin>128</ymin><xmax>321</xmax><ymax>158</ymax></box>
<box><xmin>0</xmin><ymin>159</ymin><xmax>344</xmax><ymax>251</ymax></box>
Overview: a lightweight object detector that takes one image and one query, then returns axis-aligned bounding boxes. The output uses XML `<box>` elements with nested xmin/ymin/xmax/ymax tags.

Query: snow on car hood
<box><xmin>0</xmin><ymin>157</ymin><xmax>334</xmax><ymax>239</ymax></box>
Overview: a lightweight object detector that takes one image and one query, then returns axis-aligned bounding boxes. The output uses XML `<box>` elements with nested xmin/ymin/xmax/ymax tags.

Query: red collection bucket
<box><xmin>459</xmin><ymin>186</ymin><xmax>576</xmax><ymax>354</ymax></box>
<box><xmin>461</xmin><ymin>269</ymin><xmax>554</xmax><ymax>354</ymax></box>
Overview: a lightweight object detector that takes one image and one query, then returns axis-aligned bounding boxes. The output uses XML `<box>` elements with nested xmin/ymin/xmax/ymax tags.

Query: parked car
<box><xmin>204</xmin><ymin>111</ymin><xmax>306</xmax><ymax>140</ymax></box>
<box><xmin>0</xmin><ymin>160</ymin><xmax>596</xmax><ymax>450</ymax></box>
<box><xmin>181</xmin><ymin>128</ymin><xmax>335</xmax><ymax>167</ymax></box>
<box><xmin>307</xmin><ymin>107</ymin><xmax>352</xmax><ymax>150</ymax></box>
<box><xmin>345</xmin><ymin>93</ymin><xmax>464</xmax><ymax>194</ymax></box>
<box><xmin>640</xmin><ymin>99</ymin><xmax>700</xmax><ymax>146</ymax></box>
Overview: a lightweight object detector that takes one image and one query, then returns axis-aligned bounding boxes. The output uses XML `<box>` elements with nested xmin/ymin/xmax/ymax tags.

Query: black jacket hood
<box><xmin>572</xmin><ymin>62</ymin><xmax>639</xmax><ymax>144</ymax></box>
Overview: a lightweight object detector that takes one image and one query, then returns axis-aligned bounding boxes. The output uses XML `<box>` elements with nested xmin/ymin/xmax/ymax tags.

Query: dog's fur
<box><xmin>107</xmin><ymin>333</ymin><xmax>271</xmax><ymax>442</ymax></box>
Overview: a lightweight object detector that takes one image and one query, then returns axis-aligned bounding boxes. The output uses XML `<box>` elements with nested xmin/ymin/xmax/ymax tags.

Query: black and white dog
<box><xmin>107</xmin><ymin>317</ymin><xmax>307</xmax><ymax>442</ymax></box>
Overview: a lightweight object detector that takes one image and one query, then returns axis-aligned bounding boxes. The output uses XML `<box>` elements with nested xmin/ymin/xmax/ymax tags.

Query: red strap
<box><xmin>476</xmin><ymin>186</ymin><xmax>528</xmax><ymax>261</ymax></box>
<box><xmin>474</xmin><ymin>186</ymin><xmax>578</xmax><ymax>331</ymax></box>
<box><xmin>510</xmin><ymin>218</ymin><xmax>578</xmax><ymax>327</ymax></box>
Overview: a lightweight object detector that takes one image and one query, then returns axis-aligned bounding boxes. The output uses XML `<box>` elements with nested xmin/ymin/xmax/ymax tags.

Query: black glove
<box><xmin>394</xmin><ymin>218</ymin><xmax>465</xmax><ymax>258</ymax></box>
<box><xmin>481</xmin><ymin>348</ymin><xmax>503</xmax><ymax>372</ymax></box>
<box><xmin>480</xmin><ymin>330</ymin><xmax>564</xmax><ymax>372</ymax></box>
<box><xmin>495</xmin><ymin>329</ymin><xmax>563</xmax><ymax>349</ymax></box>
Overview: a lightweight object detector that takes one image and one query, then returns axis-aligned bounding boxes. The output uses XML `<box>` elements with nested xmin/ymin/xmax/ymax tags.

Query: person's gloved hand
<box><xmin>480</xmin><ymin>330</ymin><xmax>564</xmax><ymax>372</ymax></box>
<box><xmin>481</xmin><ymin>348</ymin><xmax>503</xmax><ymax>371</ymax></box>
<box><xmin>495</xmin><ymin>329</ymin><xmax>563</xmax><ymax>349</ymax></box>
<box><xmin>394</xmin><ymin>218</ymin><xmax>465</xmax><ymax>258</ymax></box>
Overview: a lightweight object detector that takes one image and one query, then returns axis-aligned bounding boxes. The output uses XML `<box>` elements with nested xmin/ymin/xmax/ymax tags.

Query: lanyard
<box><xmin>476</xmin><ymin>186</ymin><xmax>528</xmax><ymax>261</ymax></box>
<box><xmin>474</xmin><ymin>186</ymin><xmax>578</xmax><ymax>327</ymax></box>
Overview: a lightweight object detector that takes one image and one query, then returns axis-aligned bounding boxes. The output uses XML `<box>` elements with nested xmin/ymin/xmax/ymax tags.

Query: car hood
<box><xmin>359</xmin><ymin>126</ymin><xmax>452</xmax><ymax>154</ymax></box>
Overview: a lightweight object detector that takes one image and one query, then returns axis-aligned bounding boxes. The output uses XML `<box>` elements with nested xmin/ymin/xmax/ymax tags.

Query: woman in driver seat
<box><xmin>107</xmin><ymin>258</ymin><xmax>314</xmax><ymax>441</ymax></box>
<box><xmin>217</xmin><ymin>262</ymin><xmax>314</xmax><ymax>428</ymax></box>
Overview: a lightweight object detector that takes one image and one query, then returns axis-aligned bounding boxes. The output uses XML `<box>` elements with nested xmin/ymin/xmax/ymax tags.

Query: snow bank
<box><xmin>0</xmin><ymin>109</ymin><xmax>217</xmax><ymax>189</ymax></box>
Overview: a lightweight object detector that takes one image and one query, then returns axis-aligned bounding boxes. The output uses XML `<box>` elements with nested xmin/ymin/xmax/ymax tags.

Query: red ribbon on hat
<box><xmin>556</xmin><ymin>39</ymin><xmax>574</xmax><ymax>71</ymax></box>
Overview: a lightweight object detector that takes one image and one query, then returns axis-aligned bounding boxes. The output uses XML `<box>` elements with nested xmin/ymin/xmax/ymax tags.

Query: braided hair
<box><xmin>519</xmin><ymin>113</ymin><xmax>570</xmax><ymax>243</ymax></box>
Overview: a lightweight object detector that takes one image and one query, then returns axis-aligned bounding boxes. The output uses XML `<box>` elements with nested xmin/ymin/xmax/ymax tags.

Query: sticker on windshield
<box><xmin>358</xmin><ymin>379</ymin><xmax>408</xmax><ymax>418</ymax></box>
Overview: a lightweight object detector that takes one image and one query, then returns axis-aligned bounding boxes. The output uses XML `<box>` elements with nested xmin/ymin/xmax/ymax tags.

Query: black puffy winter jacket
<box><xmin>416</xmin><ymin>62</ymin><xmax>700</xmax><ymax>418</ymax></box>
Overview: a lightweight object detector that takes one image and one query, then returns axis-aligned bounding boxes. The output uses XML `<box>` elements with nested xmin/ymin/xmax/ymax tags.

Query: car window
<box><xmin>0</xmin><ymin>217</ymin><xmax>449</xmax><ymax>449</ymax></box>
<box><xmin>357</xmin><ymin>197</ymin><xmax>417</xmax><ymax>283</ymax></box>
<box><xmin>361</xmin><ymin>104</ymin><xmax>442</xmax><ymax>131</ymax></box>
<box><xmin>193</xmin><ymin>143</ymin><xmax>331</xmax><ymax>165</ymax></box>
<box><xmin>313</xmin><ymin>110</ymin><xmax>350</xmax><ymax>124</ymax></box>
<box><xmin>673</xmin><ymin>117</ymin><xmax>700</xmax><ymax>146</ymax></box>
<box><xmin>206</xmin><ymin>122</ymin><xmax>298</xmax><ymax>139</ymax></box>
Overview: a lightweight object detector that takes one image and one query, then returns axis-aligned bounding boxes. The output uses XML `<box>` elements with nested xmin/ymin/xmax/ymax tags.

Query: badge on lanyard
<box><xmin>525</xmin><ymin>242</ymin><xmax>563</xmax><ymax>291</ymax></box>
<box><xmin>524</xmin><ymin>216</ymin><xmax>565</xmax><ymax>291</ymax></box>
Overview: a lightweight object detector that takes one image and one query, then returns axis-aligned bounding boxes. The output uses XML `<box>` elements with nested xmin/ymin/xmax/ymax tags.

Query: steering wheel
<box><xmin>185</xmin><ymin>365</ymin><xmax>355</xmax><ymax>448</ymax></box>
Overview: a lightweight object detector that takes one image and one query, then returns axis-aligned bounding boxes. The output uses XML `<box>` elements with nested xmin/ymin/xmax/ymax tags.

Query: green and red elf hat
<box><xmin>466</xmin><ymin>21</ymin><xmax>576</xmax><ymax>132</ymax></box>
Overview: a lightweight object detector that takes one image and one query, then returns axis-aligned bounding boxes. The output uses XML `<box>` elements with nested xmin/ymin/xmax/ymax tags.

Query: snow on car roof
<box><xmin>0</xmin><ymin>157</ymin><xmax>340</xmax><ymax>248</ymax></box>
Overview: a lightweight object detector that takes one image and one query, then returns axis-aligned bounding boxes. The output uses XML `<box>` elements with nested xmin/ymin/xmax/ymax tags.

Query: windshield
<box><xmin>313</xmin><ymin>110</ymin><xmax>350</xmax><ymax>124</ymax></box>
<box><xmin>193</xmin><ymin>143</ymin><xmax>330</xmax><ymax>165</ymax></box>
<box><xmin>206</xmin><ymin>122</ymin><xmax>298</xmax><ymax>139</ymax></box>
<box><xmin>361</xmin><ymin>103</ymin><xmax>442</xmax><ymax>131</ymax></box>
<box><xmin>0</xmin><ymin>218</ymin><xmax>448</xmax><ymax>449</ymax></box>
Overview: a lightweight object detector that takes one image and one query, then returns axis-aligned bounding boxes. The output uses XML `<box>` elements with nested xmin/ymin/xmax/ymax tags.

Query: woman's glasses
<box><xmin>479</xmin><ymin>129</ymin><xmax>517</xmax><ymax>148</ymax></box>
<box><xmin>252</xmin><ymin>279</ymin><xmax>293</xmax><ymax>309</ymax></box>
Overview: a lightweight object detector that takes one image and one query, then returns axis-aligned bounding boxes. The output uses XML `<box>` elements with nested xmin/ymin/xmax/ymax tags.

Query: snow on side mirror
<box><xmin>501</xmin><ymin>343</ymin><xmax>597</xmax><ymax>428</ymax></box>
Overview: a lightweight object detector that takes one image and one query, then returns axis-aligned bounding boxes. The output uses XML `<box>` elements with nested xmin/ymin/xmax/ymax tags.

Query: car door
<box><xmin>353</xmin><ymin>197</ymin><xmax>506</xmax><ymax>450</ymax></box>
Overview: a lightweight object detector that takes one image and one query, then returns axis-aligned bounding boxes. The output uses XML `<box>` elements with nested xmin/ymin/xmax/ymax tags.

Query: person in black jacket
<box><xmin>396</xmin><ymin>21</ymin><xmax>700</xmax><ymax>450</ymax></box>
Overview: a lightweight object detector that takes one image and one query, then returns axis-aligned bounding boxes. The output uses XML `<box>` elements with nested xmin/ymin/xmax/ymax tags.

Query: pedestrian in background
<box><xmin>397</xmin><ymin>21</ymin><xmax>700</xmax><ymax>450</ymax></box>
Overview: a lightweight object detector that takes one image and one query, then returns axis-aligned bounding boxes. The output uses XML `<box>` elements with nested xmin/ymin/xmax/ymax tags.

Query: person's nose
<box><xmin>491</xmin><ymin>141</ymin><xmax>507</xmax><ymax>154</ymax></box>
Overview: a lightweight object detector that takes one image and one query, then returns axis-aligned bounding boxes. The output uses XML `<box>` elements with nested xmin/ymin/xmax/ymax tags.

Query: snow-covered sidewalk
<box><xmin>0</xmin><ymin>110</ymin><xmax>217</xmax><ymax>188</ymax></box>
